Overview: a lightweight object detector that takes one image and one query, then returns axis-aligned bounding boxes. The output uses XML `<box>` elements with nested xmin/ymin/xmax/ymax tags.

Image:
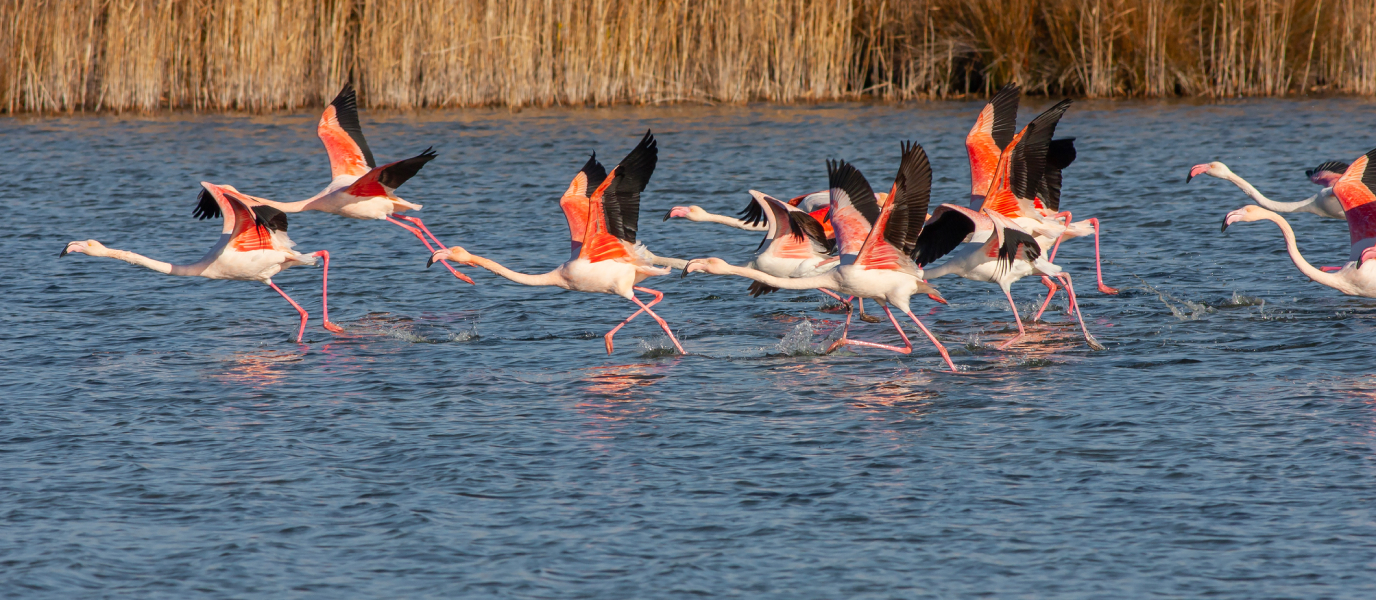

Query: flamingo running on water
<box><xmin>921</xmin><ymin>100</ymin><xmax>1104</xmax><ymax>350</ymax></box>
<box><xmin>427</xmin><ymin>131</ymin><xmax>687</xmax><ymax>355</ymax></box>
<box><xmin>687</xmin><ymin>143</ymin><xmax>959</xmax><ymax>372</ymax></box>
<box><xmin>1221</xmin><ymin>148</ymin><xmax>1376</xmax><ymax>297</ymax></box>
<box><xmin>60</xmin><ymin>183</ymin><xmax>339</xmax><ymax>342</ymax></box>
<box><xmin>216</xmin><ymin>83</ymin><xmax>474</xmax><ymax>284</ymax></box>
<box><xmin>1188</xmin><ymin>160</ymin><xmax>1346</xmax><ymax>219</ymax></box>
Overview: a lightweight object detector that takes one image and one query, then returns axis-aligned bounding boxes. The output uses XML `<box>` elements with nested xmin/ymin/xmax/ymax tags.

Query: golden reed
<box><xmin>2</xmin><ymin>0</ymin><xmax>1373</xmax><ymax>113</ymax></box>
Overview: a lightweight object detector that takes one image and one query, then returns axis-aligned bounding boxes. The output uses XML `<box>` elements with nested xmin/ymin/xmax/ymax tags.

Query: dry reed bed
<box><xmin>2</xmin><ymin>0</ymin><xmax>1374</xmax><ymax>113</ymax></box>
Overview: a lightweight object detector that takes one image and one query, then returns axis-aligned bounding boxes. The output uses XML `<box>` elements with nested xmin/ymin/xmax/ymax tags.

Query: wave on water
<box><xmin>337</xmin><ymin>312</ymin><xmax>481</xmax><ymax>344</ymax></box>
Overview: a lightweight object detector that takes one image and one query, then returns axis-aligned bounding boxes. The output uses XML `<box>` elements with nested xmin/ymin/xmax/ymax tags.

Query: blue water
<box><xmin>5</xmin><ymin>98</ymin><xmax>1376</xmax><ymax>598</ymax></box>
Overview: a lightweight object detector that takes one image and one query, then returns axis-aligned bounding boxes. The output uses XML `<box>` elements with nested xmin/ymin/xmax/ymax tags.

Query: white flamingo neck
<box><xmin>96</xmin><ymin>247</ymin><xmax>180</xmax><ymax>275</ymax></box>
<box><xmin>1264</xmin><ymin>212</ymin><xmax>1353</xmax><ymax>293</ymax></box>
<box><xmin>699</xmin><ymin>211</ymin><xmax>766</xmax><ymax>231</ymax></box>
<box><xmin>469</xmin><ymin>255</ymin><xmax>567</xmax><ymax>288</ymax></box>
<box><xmin>717</xmin><ymin>262</ymin><xmax>837</xmax><ymax>290</ymax></box>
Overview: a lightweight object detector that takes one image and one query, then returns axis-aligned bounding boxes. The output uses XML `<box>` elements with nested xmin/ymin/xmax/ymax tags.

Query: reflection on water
<box><xmin>8</xmin><ymin>99</ymin><xmax>1376</xmax><ymax>598</ymax></box>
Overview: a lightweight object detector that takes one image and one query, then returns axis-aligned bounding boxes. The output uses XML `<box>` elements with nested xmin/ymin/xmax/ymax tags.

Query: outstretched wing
<box><xmin>967</xmin><ymin>83</ymin><xmax>1020</xmax><ymax>197</ymax></box>
<box><xmin>581</xmin><ymin>131</ymin><xmax>657</xmax><ymax>262</ymax></box>
<box><xmin>913</xmin><ymin>204</ymin><xmax>988</xmax><ymax>267</ymax></box>
<box><xmin>1333</xmin><ymin>148</ymin><xmax>1376</xmax><ymax>250</ymax></box>
<box><xmin>754</xmin><ymin>192</ymin><xmax>832</xmax><ymax>258</ymax></box>
<box><xmin>318</xmin><ymin>83</ymin><xmax>376</xmax><ymax>179</ymax></box>
<box><xmin>983</xmin><ymin>99</ymin><xmax>1073</xmax><ymax>219</ymax></box>
<box><xmin>560</xmin><ymin>153</ymin><xmax>607</xmax><ymax>257</ymax></box>
<box><xmin>345</xmin><ymin>148</ymin><xmax>437</xmax><ymax>197</ymax></box>
<box><xmin>855</xmin><ymin>142</ymin><xmax>931</xmax><ymax>272</ymax></box>
<box><xmin>199</xmin><ymin>183</ymin><xmax>283</xmax><ymax>252</ymax></box>
<box><xmin>827</xmin><ymin>160</ymin><xmax>879</xmax><ymax>258</ymax></box>
<box><xmin>1036</xmin><ymin>138</ymin><xmax>1077</xmax><ymax>212</ymax></box>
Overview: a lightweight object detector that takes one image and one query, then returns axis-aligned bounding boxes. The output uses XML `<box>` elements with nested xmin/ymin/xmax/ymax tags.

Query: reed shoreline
<box><xmin>4</xmin><ymin>0</ymin><xmax>1373</xmax><ymax>114</ymax></box>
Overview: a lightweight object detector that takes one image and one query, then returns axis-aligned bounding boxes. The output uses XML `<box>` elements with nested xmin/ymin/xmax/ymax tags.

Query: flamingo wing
<box><xmin>984</xmin><ymin>99</ymin><xmax>1073</xmax><ymax>219</ymax></box>
<box><xmin>913</xmin><ymin>204</ymin><xmax>987</xmax><ymax>267</ymax></box>
<box><xmin>986</xmin><ymin>211</ymin><xmax>1042</xmax><ymax>267</ymax></box>
<box><xmin>1036</xmin><ymin>138</ymin><xmax>1076</xmax><ymax>212</ymax></box>
<box><xmin>559</xmin><ymin>153</ymin><xmax>607</xmax><ymax>256</ymax></box>
<box><xmin>967</xmin><ymin>83</ymin><xmax>1020</xmax><ymax>196</ymax></box>
<box><xmin>345</xmin><ymin>148</ymin><xmax>437</xmax><ymax>198</ymax></box>
<box><xmin>581</xmin><ymin>131</ymin><xmax>657</xmax><ymax>262</ymax></box>
<box><xmin>827</xmin><ymin>160</ymin><xmax>880</xmax><ymax>258</ymax></box>
<box><xmin>1308</xmin><ymin>160</ymin><xmax>1350</xmax><ymax>185</ymax></box>
<box><xmin>757</xmin><ymin>193</ymin><xmax>832</xmax><ymax>257</ymax></box>
<box><xmin>1333</xmin><ymin>148</ymin><xmax>1376</xmax><ymax>249</ymax></box>
<box><xmin>318</xmin><ymin>83</ymin><xmax>376</xmax><ymax>179</ymax></box>
<box><xmin>855</xmin><ymin>142</ymin><xmax>931</xmax><ymax>271</ymax></box>
<box><xmin>199</xmin><ymin>183</ymin><xmax>285</xmax><ymax>252</ymax></box>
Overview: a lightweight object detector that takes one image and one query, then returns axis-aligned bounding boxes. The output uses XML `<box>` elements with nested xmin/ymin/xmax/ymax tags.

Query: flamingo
<box><xmin>426</xmin><ymin>131</ymin><xmax>687</xmax><ymax>355</ymax></box>
<box><xmin>920</xmin><ymin>100</ymin><xmax>1103</xmax><ymax>350</ymax></box>
<box><xmin>686</xmin><ymin>143</ymin><xmax>959</xmax><ymax>372</ymax></box>
<box><xmin>1188</xmin><ymin>160</ymin><xmax>1345</xmax><ymax>219</ymax></box>
<box><xmin>216</xmin><ymin>83</ymin><xmax>474</xmax><ymax>284</ymax></box>
<box><xmin>966</xmin><ymin>82</ymin><xmax>1021</xmax><ymax>211</ymax></box>
<box><xmin>1221</xmin><ymin>148</ymin><xmax>1376</xmax><ymax>297</ymax></box>
<box><xmin>59</xmin><ymin>183</ymin><xmax>339</xmax><ymax>343</ymax></box>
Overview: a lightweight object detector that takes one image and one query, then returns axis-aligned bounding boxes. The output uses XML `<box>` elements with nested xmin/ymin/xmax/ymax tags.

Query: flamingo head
<box><xmin>1305</xmin><ymin>161</ymin><xmax>1349</xmax><ymax>187</ymax></box>
<box><xmin>59</xmin><ymin>239</ymin><xmax>106</xmax><ymax>257</ymax></box>
<box><xmin>682</xmin><ymin>257</ymin><xmax>730</xmax><ymax>276</ymax></box>
<box><xmin>663</xmin><ymin>205</ymin><xmax>706</xmax><ymax>221</ymax></box>
<box><xmin>1186</xmin><ymin>161</ymin><xmax>1228</xmax><ymax>183</ymax></box>
<box><xmin>1221</xmin><ymin>205</ymin><xmax>1268</xmax><ymax>232</ymax></box>
<box><xmin>427</xmin><ymin>245</ymin><xmax>475</xmax><ymax>267</ymax></box>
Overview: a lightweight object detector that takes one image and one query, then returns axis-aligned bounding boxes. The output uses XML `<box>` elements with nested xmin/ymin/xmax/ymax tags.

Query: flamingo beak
<box><xmin>426</xmin><ymin>252</ymin><xmax>443</xmax><ymax>268</ymax></box>
<box><xmin>664</xmin><ymin>207</ymin><xmax>691</xmax><ymax>221</ymax></box>
<box><xmin>59</xmin><ymin>244</ymin><xmax>69</xmax><ymax>257</ymax></box>
<box><xmin>1186</xmin><ymin>164</ymin><xmax>1211</xmax><ymax>183</ymax></box>
<box><xmin>1221</xmin><ymin>211</ymin><xmax>1243</xmax><ymax>232</ymax></box>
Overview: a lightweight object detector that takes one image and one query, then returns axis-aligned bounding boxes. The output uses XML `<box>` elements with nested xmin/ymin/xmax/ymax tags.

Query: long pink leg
<box><xmin>387</xmin><ymin>217</ymin><xmax>475</xmax><ymax>285</ymax></box>
<box><xmin>312</xmin><ymin>250</ymin><xmax>344</xmax><ymax>333</ymax></box>
<box><xmin>1087</xmin><ymin>218</ymin><xmax>1118</xmax><ymax>294</ymax></box>
<box><xmin>1033</xmin><ymin>276</ymin><xmax>1060</xmax><ymax>321</ymax></box>
<box><xmin>902</xmin><ymin>308</ymin><xmax>959</xmax><ymax>372</ymax></box>
<box><xmin>268</xmin><ymin>281</ymin><xmax>309</xmax><ymax>343</ymax></box>
<box><xmin>836</xmin><ymin>303</ymin><xmax>913</xmax><ymax>354</ymax></box>
<box><xmin>603</xmin><ymin>287</ymin><xmax>686</xmax><ymax>355</ymax></box>
<box><xmin>824</xmin><ymin>300</ymin><xmax>858</xmax><ymax>353</ymax></box>
<box><xmin>996</xmin><ymin>282</ymin><xmax>1027</xmax><ymax>350</ymax></box>
<box><xmin>1057</xmin><ymin>273</ymin><xmax>1104</xmax><ymax>350</ymax></box>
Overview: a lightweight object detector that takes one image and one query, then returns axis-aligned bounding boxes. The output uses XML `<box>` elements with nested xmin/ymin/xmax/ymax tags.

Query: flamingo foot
<box><xmin>1085</xmin><ymin>333</ymin><xmax>1105</xmax><ymax>351</ymax></box>
<box><xmin>997</xmin><ymin>333</ymin><xmax>1024</xmax><ymax>350</ymax></box>
<box><xmin>604</xmin><ymin>333</ymin><xmax>615</xmax><ymax>355</ymax></box>
<box><xmin>324</xmin><ymin>321</ymin><xmax>345</xmax><ymax>334</ymax></box>
<box><xmin>1098</xmin><ymin>283</ymin><xmax>1120</xmax><ymax>294</ymax></box>
<box><xmin>859</xmin><ymin>313</ymin><xmax>884</xmax><ymax>323</ymax></box>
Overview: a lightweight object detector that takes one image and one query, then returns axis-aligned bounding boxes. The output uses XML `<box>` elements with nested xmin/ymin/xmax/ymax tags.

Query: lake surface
<box><xmin>5</xmin><ymin>98</ymin><xmax>1376</xmax><ymax>598</ymax></box>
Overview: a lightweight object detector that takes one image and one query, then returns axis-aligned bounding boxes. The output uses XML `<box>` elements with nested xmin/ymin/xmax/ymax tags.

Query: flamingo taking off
<box><xmin>214</xmin><ymin>83</ymin><xmax>474</xmax><ymax>284</ymax></box>
<box><xmin>687</xmin><ymin>143</ymin><xmax>959</xmax><ymax>372</ymax></box>
<box><xmin>1188</xmin><ymin>160</ymin><xmax>1345</xmax><ymax>219</ymax></box>
<box><xmin>427</xmin><ymin>131</ymin><xmax>687</xmax><ymax>355</ymax></box>
<box><xmin>921</xmin><ymin>100</ymin><xmax>1103</xmax><ymax>350</ymax></box>
<box><xmin>60</xmin><ymin>183</ymin><xmax>340</xmax><ymax>343</ymax></box>
<box><xmin>1221</xmin><ymin>148</ymin><xmax>1376</xmax><ymax>297</ymax></box>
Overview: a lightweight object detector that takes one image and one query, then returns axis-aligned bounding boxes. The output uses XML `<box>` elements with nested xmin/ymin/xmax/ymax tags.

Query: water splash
<box><xmin>636</xmin><ymin>335</ymin><xmax>681</xmax><ymax>358</ymax></box>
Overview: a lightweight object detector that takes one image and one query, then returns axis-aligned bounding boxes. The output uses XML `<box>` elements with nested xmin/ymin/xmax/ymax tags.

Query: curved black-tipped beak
<box><xmin>1220</xmin><ymin>217</ymin><xmax>1230</xmax><ymax>233</ymax></box>
<box><xmin>426</xmin><ymin>255</ymin><xmax>438</xmax><ymax>268</ymax></box>
<box><xmin>681</xmin><ymin>267</ymin><xmax>689</xmax><ymax>279</ymax></box>
<box><xmin>1185</xmin><ymin>173</ymin><xmax>1194</xmax><ymax>183</ymax></box>
<box><xmin>662</xmin><ymin>209</ymin><xmax>673</xmax><ymax>222</ymax></box>
<box><xmin>59</xmin><ymin>245</ymin><xmax>69</xmax><ymax>257</ymax></box>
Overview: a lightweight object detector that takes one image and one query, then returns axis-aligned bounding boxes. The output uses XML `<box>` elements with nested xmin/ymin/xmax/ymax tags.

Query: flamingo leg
<box><xmin>902</xmin><ymin>308</ymin><xmax>959</xmax><ymax>372</ymax></box>
<box><xmin>817</xmin><ymin>288</ymin><xmax>851</xmax><ymax>312</ymax></box>
<box><xmin>603</xmin><ymin>287</ymin><xmax>685</xmax><ymax>355</ymax></box>
<box><xmin>996</xmin><ymin>282</ymin><xmax>1027</xmax><ymax>350</ymax></box>
<box><xmin>1056</xmin><ymin>273</ymin><xmax>1104</xmax><ymax>350</ymax></box>
<box><xmin>1088</xmin><ymin>218</ymin><xmax>1118</xmax><ymax>294</ymax></box>
<box><xmin>313</xmin><ymin>250</ymin><xmax>344</xmax><ymax>333</ymax></box>
<box><xmin>1048</xmin><ymin>211</ymin><xmax>1072</xmax><ymax>262</ymax></box>
<box><xmin>387</xmin><ymin>217</ymin><xmax>475</xmax><ymax>285</ymax></box>
<box><xmin>1033</xmin><ymin>276</ymin><xmax>1060</xmax><ymax>322</ymax></box>
<box><xmin>824</xmin><ymin>300</ymin><xmax>858</xmax><ymax>354</ymax></box>
<box><xmin>268</xmin><ymin>281</ymin><xmax>309</xmax><ymax>343</ymax></box>
<box><xmin>836</xmin><ymin>303</ymin><xmax>913</xmax><ymax>354</ymax></box>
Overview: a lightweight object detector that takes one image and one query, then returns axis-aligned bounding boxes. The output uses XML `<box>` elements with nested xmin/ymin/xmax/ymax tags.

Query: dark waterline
<box><xmin>4</xmin><ymin>98</ymin><xmax>1376</xmax><ymax>598</ymax></box>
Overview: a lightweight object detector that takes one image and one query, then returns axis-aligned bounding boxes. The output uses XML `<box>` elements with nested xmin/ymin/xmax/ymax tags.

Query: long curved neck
<box><xmin>1263</xmin><ymin>212</ymin><xmax>1352</xmax><ymax>292</ymax></box>
<box><xmin>699</xmin><ymin>212</ymin><xmax>767</xmax><ymax>231</ymax></box>
<box><xmin>1222</xmin><ymin>172</ymin><xmax>1317</xmax><ymax>213</ymax></box>
<box><xmin>95</xmin><ymin>247</ymin><xmax>178</xmax><ymax>275</ymax></box>
<box><xmin>714</xmin><ymin>262</ymin><xmax>837</xmax><ymax>290</ymax></box>
<box><xmin>254</xmin><ymin>197</ymin><xmax>316</xmax><ymax>213</ymax></box>
<box><xmin>469</xmin><ymin>255</ymin><xmax>566</xmax><ymax>287</ymax></box>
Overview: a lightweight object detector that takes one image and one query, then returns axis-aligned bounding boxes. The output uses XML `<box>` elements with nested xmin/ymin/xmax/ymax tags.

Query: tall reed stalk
<box><xmin>2</xmin><ymin>0</ymin><xmax>1373</xmax><ymax>113</ymax></box>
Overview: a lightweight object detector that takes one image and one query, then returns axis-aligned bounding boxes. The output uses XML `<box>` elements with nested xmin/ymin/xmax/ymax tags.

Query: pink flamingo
<box><xmin>1221</xmin><ymin>148</ymin><xmax>1376</xmax><ymax>296</ymax></box>
<box><xmin>217</xmin><ymin>83</ymin><xmax>474</xmax><ymax>284</ymax></box>
<box><xmin>1188</xmin><ymin>160</ymin><xmax>1345</xmax><ymax>219</ymax></box>
<box><xmin>60</xmin><ymin>183</ymin><xmax>339</xmax><ymax>342</ymax></box>
<box><xmin>427</xmin><ymin>131</ymin><xmax>687</xmax><ymax>355</ymax></box>
<box><xmin>687</xmin><ymin>143</ymin><xmax>959</xmax><ymax>372</ymax></box>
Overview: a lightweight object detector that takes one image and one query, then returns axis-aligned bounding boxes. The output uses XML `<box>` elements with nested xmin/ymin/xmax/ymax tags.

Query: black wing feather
<box><xmin>1010</xmin><ymin>99</ymin><xmax>1073</xmax><ymax>202</ymax></box>
<box><xmin>1307</xmin><ymin>160</ymin><xmax>1350</xmax><ymax>178</ymax></box>
<box><xmin>885</xmin><ymin>141</ymin><xmax>933</xmax><ymax>256</ymax></box>
<box><xmin>604</xmin><ymin>131</ymin><xmax>658</xmax><ymax>243</ymax></box>
<box><xmin>747</xmin><ymin>280</ymin><xmax>780</xmax><ymax>297</ymax></box>
<box><xmin>989</xmin><ymin>83</ymin><xmax>1021</xmax><ymax>151</ymax></box>
<box><xmin>827</xmin><ymin>160</ymin><xmax>880</xmax><ymax>225</ymax></box>
<box><xmin>579</xmin><ymin>153</ymin><xmax>607</xmax><ymax>198</ymax></box>
<box><xmin>330</xmin><ymin>83</ymin><xmax>376</xmax><ymax>168</ymax></box>
<box><xmin>997</xmin><ymin>228</ymin><xmax>1041</xmax><ymax>274</ymax></box>
<box><xmin>377</xmin><ymin>147</ymin><xmax>437</xmax><ymax>189</ymax></box>
<box><xmin>193</xmin><ymin>188</ymin><xmax>220</xmax><ymax>220</ymax></box>
<box><xmin>1037</xmin><ymin>138</ymin><xmax>1077</xmax><ymax>212</ymax></box>
<box><xmin>738</xmin><ymin>195</ymin><xmax>767</xmax><ymax>227</ymax></box>
<box><xmin>1362</xmin><ymin>148</ymin><xmax>1376</xmax><ymax>191</ymax></box>
<box><xmin>252</xmin><ymin>205</ymin><xmax>289</xmax><ymax>232</ymax></box>
<box><xmin>787</xmin><ymin>209</ymin><xmax>835</xmax><ymax>254</ymax></box>
<box><xmin>912</xmin><ymin>210</ymin><xmax>975</xmax><ymax>266</ymax></box>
